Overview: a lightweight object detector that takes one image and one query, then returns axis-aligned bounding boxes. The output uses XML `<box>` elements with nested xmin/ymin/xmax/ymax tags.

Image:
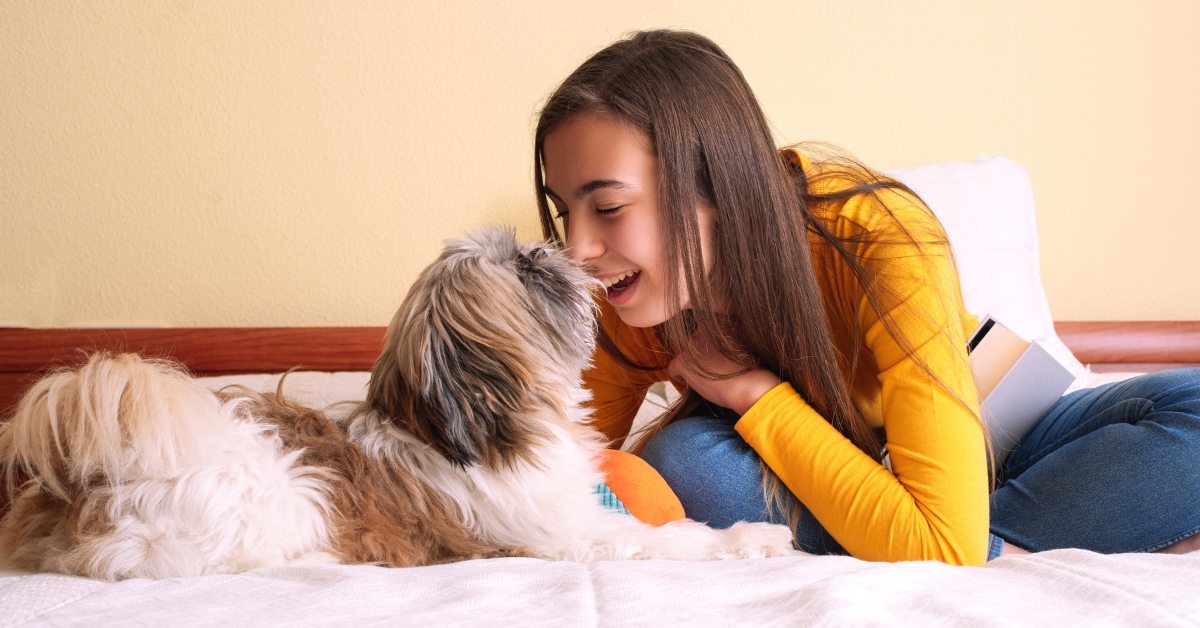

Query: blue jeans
<box><xmin>640</xmin><ymin>368</ymin><xmax>1200</xmax><ymax>560</ymax></box>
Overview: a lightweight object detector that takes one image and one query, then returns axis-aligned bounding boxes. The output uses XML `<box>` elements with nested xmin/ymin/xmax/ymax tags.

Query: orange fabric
<box><xmin>598</xmin><ymin>449</ymin><xmax>686</xmax><ymax>526</ymax></box>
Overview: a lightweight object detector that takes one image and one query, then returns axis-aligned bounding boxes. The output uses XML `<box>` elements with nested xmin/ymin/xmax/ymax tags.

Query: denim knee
<box><xmin>641</xmin><ymin>414</ymin><xmax>847</xmax><ymax>554</ymax></box>
<box><xmin>641</xmin><ymin>415</ymin><xmax>781</xmax><ymax>529</ymax></box>
<box><xmin>1143</xmin><ymin>367</ymin><xmax>1200</xmax><ymax>410</ymax></box>
<box><xmin>1117</xmin><ymin>367</ymin><xmax>1200</xmax><ymax>403</ymax></box>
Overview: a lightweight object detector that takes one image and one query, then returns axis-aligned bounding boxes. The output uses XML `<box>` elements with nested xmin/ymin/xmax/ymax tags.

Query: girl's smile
<box><xmin>601</xmin><ymin>269</ymin><xmax>641</xmax><ymax>305</ymax></box>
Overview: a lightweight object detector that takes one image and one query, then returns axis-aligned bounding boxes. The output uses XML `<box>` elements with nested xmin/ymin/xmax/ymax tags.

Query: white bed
<box><xmin>3</xmin><ymin>550</ymin><xmax>1198</xmax><ymax>626</ymax></box>
<box><xmin>3</xmin><ymin>157</ymin><xmax>1197</xmax><ymax>627</ymax></box>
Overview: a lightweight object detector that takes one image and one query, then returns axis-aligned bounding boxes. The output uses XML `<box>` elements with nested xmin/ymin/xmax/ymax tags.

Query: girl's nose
<box><xmin>564</xmin><ymin>216</ymin><xmax>604</xmax><ymax>264</ymax></box>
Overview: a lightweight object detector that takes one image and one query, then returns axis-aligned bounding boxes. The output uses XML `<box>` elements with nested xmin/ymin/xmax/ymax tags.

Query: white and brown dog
<box><xmin>0</xmin><ymin>228</ymin><xmax>796</xmax><ymax>580</ymax></box>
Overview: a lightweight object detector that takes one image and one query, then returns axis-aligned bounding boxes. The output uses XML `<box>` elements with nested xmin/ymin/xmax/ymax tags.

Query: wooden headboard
<box><xmin>0</xmin><ymin>327</ymin><xmax>386</xmax><ymax>417</ymax></box>
<box><xmin>1053</xmin><ymin>322</ymin><xmax>1200</xmax><ymax>373</ymax></box>
<box><xmin>0</xmin><ymin>322</ymin><xmax>1198</xmax><ymax>516</ymax></box>
<box><xmin>3</xmin><ymin>322</ymin><xmax>1200</xmax><ymax>417</ymax></box>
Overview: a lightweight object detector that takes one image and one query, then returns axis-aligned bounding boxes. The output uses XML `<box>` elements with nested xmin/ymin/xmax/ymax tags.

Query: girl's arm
<box><xmin>680</xmin><ymin>194</ymin><xmax>990</xmax><ymax>565</ymax></box>
<box><xmin>749</xmin><ymin>200</ymin><xmax>987</xmax><ymax>564</ymax></box>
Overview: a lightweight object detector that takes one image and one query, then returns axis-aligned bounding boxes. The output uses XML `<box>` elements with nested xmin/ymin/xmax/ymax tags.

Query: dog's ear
<box><xmin>368</xmin><ymin>277</ymin><xmax>546</xmax><ymax>469</ymax></box>
<box><xmin>411</xmin><ymin>319</ymin><xmax>538</xmax><ymax>468</ymax></box>
<box><xmin>366</xmin><ymin>333</ymin><xmax>409</xmax><ymax>432</ymax></box>
<box><xmin>513</xmin><ymin>244</ymin><xmax>597</xmax><ymax>368</ymax></box>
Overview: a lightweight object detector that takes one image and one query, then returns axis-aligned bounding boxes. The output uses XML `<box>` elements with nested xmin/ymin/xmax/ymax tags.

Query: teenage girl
<box><xmin>533</xmin><ymin>30</ymin><xmax>1200</xmax><ymax>565</ymax></box>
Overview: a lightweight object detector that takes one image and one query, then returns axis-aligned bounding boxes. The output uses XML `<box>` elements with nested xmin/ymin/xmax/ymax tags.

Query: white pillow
<box><xmin>884</xmin><ymin>156</ymin><xmax>1084</xmax><ymax>379</ymax></box>
<box><xmin>199</xmin><ymin>371</ymin><xmax>371</xmax><ymax>406</ymax></box>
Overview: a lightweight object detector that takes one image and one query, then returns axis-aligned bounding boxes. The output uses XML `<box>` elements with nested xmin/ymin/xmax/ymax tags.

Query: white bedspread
<box><xmin>2</xmin><ymin>551</ymin><xmax>1198</xmax><ymax>627</ymax></box>
<box><xmin>3</xmin><ymin>369</ymin><xmax>1191</xmax><ymax>627</ymax></box>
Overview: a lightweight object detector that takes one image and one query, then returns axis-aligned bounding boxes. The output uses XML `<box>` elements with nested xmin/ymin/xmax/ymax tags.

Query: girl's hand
<box><xmin>667</xmin><ymin>332</ymin><xmax>782</xmax><ymax>416</ymax></box>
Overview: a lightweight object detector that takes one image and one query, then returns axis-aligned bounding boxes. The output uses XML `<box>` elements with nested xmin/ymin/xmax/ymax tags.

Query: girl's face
<box><xmin>542</xmin><ymin>112</ymin><xmax>716</xmax><ymax>329</ymax></box>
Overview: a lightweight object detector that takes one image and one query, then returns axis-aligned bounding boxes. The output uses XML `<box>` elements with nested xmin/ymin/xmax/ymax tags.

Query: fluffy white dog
<box><xmin>0</xmin><ymin>228</ymin><xmax>795</xmax><ymax>580</ymax></box>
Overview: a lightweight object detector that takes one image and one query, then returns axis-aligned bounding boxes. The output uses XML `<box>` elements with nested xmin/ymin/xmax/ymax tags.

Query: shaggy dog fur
<box><xmin>0</xmin><ymin>228</ymin><xmax>796</xmax><ymax>580</ymax></box>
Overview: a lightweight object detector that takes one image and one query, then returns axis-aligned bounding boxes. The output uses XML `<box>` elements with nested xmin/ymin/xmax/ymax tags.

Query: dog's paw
<box><xmin>718</xmin><ymin>521</ymin><xmax>802</xmax><ymax>559</ymax></box>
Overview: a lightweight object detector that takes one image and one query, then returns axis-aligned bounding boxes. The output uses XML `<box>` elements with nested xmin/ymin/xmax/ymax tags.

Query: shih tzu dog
<box><xmin>0</xmin><ymin>228</ymin><xmax>795</xmax><ymax>580</ymax></box>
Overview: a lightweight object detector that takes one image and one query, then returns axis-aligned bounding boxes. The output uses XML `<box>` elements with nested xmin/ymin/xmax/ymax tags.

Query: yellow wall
<box><xmin>2</xmin><ymin>1</ymin><xmax>1198</xmax><ymax>327</ymax></box>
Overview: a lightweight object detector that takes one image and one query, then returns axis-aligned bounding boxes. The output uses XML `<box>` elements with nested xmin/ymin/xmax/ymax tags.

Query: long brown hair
<box><xmin>534</xmin><ymin>30</ymin><xmax>979</xmax><ymax>466</ymax></box>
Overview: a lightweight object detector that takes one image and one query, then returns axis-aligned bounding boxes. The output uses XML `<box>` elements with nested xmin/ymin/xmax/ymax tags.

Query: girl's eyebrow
<box><xmin>545</xmin><ymin>180</ymin><xmax>631</xmax><ymax>202</ymax></box>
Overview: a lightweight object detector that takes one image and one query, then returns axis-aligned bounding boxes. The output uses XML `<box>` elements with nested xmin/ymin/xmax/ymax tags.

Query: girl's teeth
<box><xmin>603</xmin><ymin>270</ymin><xmax>638</xmax><ymax>288</ymax></box>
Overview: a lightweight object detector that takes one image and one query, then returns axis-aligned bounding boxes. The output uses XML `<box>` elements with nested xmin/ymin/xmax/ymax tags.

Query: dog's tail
<box><xmin>0</xmin><ymin>352</ymin><xmax>239</xmax><ymax>501</ymax></box>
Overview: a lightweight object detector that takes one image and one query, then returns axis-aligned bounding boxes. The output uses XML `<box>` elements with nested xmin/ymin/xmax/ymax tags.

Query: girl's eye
<box><xmin>554</xmin><ymin>210</ymin><xmax>569</xmax><ymax>220</ymax></box>
<box><xmin>596</xmin><ymin>206</ymin><xmax>622</xmax><ymax>216</ymax></box>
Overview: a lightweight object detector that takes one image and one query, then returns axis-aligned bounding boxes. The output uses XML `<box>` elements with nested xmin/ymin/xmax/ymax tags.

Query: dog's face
<box><xmin>368</xmin><ymin>228</ymin><xmax>598</xmax><ymax>468</ymax></box>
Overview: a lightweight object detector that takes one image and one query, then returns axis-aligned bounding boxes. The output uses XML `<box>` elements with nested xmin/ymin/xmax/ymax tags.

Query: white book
<box><xmin>967</xmin><ymin>316</ymin><xmax>1075</xmax><ymax>468</ymax></box>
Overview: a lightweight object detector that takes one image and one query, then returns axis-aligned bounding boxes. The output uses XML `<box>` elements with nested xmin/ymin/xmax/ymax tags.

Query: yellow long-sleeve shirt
<box><xmin>582</xmin><ymin>153</ymin><xmax>990</xmax><ymax>565</ymax></box>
